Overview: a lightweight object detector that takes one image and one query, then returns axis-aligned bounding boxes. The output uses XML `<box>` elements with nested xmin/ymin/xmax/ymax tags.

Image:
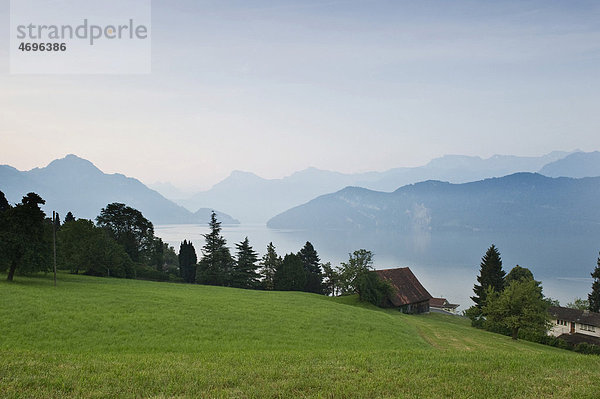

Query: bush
<box><xmin>463</xmin><ymin>306</ymin><xmax>484</xmax><ymax>328</ymax></box>
<box><xmin>356</xmin><ymin>271</ymin><xmax>395</xmax><ymax>307</ymax></box>
<box><xmin>574</xmin><ymin>342</ymin><xmax>600</xmax><ymax>355</ymax></box>
<box><xmin>135</xmin><ymin>264</ymin><xmax>171</xmax><ymax>282</ymax></box>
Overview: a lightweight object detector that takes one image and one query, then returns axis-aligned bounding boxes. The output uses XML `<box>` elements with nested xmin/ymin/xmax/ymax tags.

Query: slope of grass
<box><xmin>1</xmin><ymin>273</ymin><xmax>599</xmax><ymax>398</ymax></box>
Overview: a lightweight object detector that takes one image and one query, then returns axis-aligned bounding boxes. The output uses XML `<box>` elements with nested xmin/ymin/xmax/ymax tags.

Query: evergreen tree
<box><xmin>64</xmin><ymin>211</ymin><xmax>76</xmax><ymax>223</ymax></box>
<box><xmin>273</xmin><ymin>253</ymin><xmax>306</xmax><ymax>291</ymax></box>
<box><xmin>588</xmin><ymin>253</ymin><xmax>600</xmax><ymax>312</ymax></box>
<box><xmin>471</xmin><ymin>244</ymin><xmax>506</xmax><ymax>308</ymax></box>
<box><xmin>298</xmin><ymin>241</ymin><xmax>323</xmax><ymax>294</ymax></box>
<box><xmin>260</xmin><ymin>242</ymin><xmax>281</xmax><ymax>290</ymax></box>
<box><xmin>178</xmin><ymin>240</ymin><xmax>197</xmax><ymax>284</ymax></box>
<box><xmin>196</xmin><ymin>211</ymin><xmax>233</xmax><ymax>286</ymax></box>
<box><xmin>0</xmin><ymin>191</ymin><xmax>10</xmax><ymax>213</ymax></box>
<box><xmin>53</xmin><ymin>213</ymin><xmax>61</xmax><ymax>230</ymax></box>
<box><xmin>232</xmin><ymin>237</ymin><xmax>260</xmax><ymax>289</ymax></box>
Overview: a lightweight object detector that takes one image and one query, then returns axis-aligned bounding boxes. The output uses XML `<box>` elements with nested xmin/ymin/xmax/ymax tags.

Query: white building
<box><xmin>549</xmin><ymin>306</ymin><xmax>600</xmax><ymax>346</ymax></box>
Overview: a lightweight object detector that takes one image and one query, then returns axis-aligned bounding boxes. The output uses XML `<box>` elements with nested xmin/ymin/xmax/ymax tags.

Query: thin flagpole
<box><xmin>53</xmin><ymin>211</ymin><xmax>57</xmax><ymax>287</ymax></box>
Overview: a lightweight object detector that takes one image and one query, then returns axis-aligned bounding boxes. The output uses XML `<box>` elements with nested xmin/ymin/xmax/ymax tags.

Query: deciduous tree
<box><xmin>338</xmin><ymin>249</ymin><xmax>374</xmax><ymax>295</ymax></box>
<box><xmin>58</xmin><ymin>218</ymin><xmax>133</xmax><ymax>278</ymax></box>
<box><xmin>0</xmin><ymin>193</ymin><xmax>49</xmax><ymax>281</ymax></box>
<box><xmin>567</xmin><ymin>298</ymin><xmax>589</xmax><ymax>311</ymax></box>
<box><xmin>96</xmin><ymin>203</ymin><xmax>154</xmax><ymax>263</ymax></box>
<box><xmin>505</xmin><ymin>265</ymin><xmax>534</xmax><ymax>285</ymax></box>
<box><xmin>321</xmin><ymin>262</ymin><xmax>340</xmax><ymax>296</ymax></box>
<box><xmin>355</xmin><ymin>270</ymin><xmax>395</xmax><ymax>306</ymax></box>
<box><xmin>483</xmin><ymin>277</ymin><xmax>550</xmax><ymax>340</ymax></box>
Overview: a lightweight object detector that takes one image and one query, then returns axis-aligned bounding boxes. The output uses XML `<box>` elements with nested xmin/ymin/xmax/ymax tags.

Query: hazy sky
<box><xmin>1</xmin><ymin>0</ymin><xmax>599</xmax><ymax>190</ymax></box>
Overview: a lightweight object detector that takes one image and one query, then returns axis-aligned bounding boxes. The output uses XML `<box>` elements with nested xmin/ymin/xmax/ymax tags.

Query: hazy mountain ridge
<box><xmin>172</xmin><ymin>151</ymin><xmax>578</xmax><ymax>223</ymax></box>
<box><xmin>267</xmin><ymin>173</ymin><xmax>600</xmax><ymax>234</ymax></box>
<box><xmin>0</xmin><ymin>155</ymin><xmax>239</xmax><ymax>225</ymax></box>
<box><xmin>539</xmin><ymin>151</ymin><xmax>600</xmax><ymax>178</ymax></box>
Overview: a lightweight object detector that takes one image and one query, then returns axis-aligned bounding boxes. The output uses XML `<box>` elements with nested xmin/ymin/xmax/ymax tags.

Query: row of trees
<box><xmin>467</xmin><ymin>244</ymin><xmax>600</xmax><ymax>340</ymax></box>
<box><xmin>176</xmin><ymin>212</ymin><xmax>394</xmax><ymax>305</ymax></box>
<box><xmin>466</xmin><ymin>244</ymin><xmax>600</xmax><ymax>357</ymax></box>
<box><xmin>1</xmin><ymin>191</ymin><xmax>178</xmax><ymax>281</ymax></box>
<box><xmin>1</xmin><ymin>191</ymin><xmax>392</xmax><ymax>306</ymax></box>
<box><xmin>58</xmin><ymin>203</ymin><xmax>179</xmax><ymax>279</ymax></box>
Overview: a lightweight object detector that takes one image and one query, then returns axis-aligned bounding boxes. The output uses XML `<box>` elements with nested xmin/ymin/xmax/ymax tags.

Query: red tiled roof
<box><xmin>429</xmin><ymin>298</ymin><xmax>447</xmax><ymax>308</ymax></box>
<box><xmin>375</xmin><ymin>267</ymin><xmax>432</xmax><ymax>307</ymax></box>
<box><xmin>430</xmin><ymin>297</ymin><xmax>459</xmax><ymax>309</ymax></box>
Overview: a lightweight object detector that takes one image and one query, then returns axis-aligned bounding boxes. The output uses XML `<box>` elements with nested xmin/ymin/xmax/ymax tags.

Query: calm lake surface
<box><xmin>155</xmin><ymin>224</ymin><xmax>598</xmax><ymax>311</ymax></box>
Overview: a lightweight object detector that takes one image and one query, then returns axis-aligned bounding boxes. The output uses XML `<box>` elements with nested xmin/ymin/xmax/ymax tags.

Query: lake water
<box><xmin>155</xmin><ymin>224</ymin><xmax>598</xmax><ymax>311</ymax></box>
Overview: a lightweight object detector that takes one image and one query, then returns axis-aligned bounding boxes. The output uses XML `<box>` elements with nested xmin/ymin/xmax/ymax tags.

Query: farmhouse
<box><xmin>548</xmin><ymin>306</ymin><xmax>600</xmax><ymax>346</ymax></box>
<box><xmin>430</xmin><ymin>297</ymin><xmax>460</xmax><ymax>314</ymax></box>
<box><xmin>375</xmin><ymin>267</ymin><xmax>432</xmax><ymax>314</ymax></box>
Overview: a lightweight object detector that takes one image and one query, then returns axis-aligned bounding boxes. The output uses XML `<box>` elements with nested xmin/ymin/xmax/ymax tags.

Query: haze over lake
<box><xmin>155</xmin><ymin>224</ymin><xmax>596</xmax><ymax>310</ymax></box>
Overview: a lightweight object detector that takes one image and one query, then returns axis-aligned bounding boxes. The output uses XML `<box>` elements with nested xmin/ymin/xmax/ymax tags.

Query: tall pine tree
<box><xmin>588</xmin><ymin>253</ymin><xmax>600</xmax><ymax>312</ymax></box>
<box><xmin>471</xmin><ymin>244</ymin><xmax>506</xmax><ymax>308</ymax></box>
<box><xmin>196</xmin><ymin>212</ymin><xmax>233</xmax><ymax>286</ymax></box>
<box><xmin>232</xmin><ymin>237</ymin><xmax>260</xmax><ymax>289</ymax></box>
<box><xmin>178</xmin><ymin>240</ymin><xmax>197</xmax><ymax>284</ymax></box>
<box><xmin>0</xmin><ymin>191</ymin><xmax>10</xmax><ymax>213</ymax></box>
<box><xmin>64</xmin><ymin>211</ymin><xmax>76</xmax><ymax>223</ymax></box>
<box><xmin>298</xmin><ymin>241</ymin><xmax>323</xmax><ymax>294</ymax></box>
<box><xmin>260</xmin><ymin>242</ymin><xmax>282</xmax><ymax>290</ymax></box>
<box><xmin>274</xmin><ymin>253</ymin><xmax>306</xmax><ymax>291</ymax></box>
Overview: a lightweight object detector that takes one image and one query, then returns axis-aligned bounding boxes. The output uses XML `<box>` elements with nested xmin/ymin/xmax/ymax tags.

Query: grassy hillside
<box><xmin>1</xmin><ymin>273</ymin><xmax>599</xmax><ymax>398</ymax></box>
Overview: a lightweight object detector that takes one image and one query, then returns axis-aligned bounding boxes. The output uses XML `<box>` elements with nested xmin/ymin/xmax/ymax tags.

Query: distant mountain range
<box><xmin>3</xmin><ymin>151</ymin><xmax>598</xmax><ymax>227</ymax></box>
<box><xmin>267</xmin><ymin>173</ymin><xmax>600</xmax><ymax>234</ymax></box>
<box><xmin>170</xmin><ymin>150</ymin><xmax>600</xmax><ymax>223</ymax></box>
<box><xmin>539</xmin><ymin>151</ymin><xmax>600</xmax><ymax>178</ymax></box>
<box><xmin>0</xmin><ymin>155</ymin><xmax>239</xmax><ymax>225</ymax></box>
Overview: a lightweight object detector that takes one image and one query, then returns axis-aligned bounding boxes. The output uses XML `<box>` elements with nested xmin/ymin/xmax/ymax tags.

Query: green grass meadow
<box><xmin>1</xmin><ymin>273</ymin><xmax>599</xmax><ymax>398</ymax></box>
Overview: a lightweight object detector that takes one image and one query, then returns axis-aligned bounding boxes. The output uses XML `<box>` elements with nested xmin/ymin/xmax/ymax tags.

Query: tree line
<box><xmin>465</xmin><ymin>244</ymin><xmax>600</xmax><ymax>354</ymax></box>
<box><xmin>0</xmin><ymin>191</ymin><xmax>394</xmax><ymax>305</ymax></box>
<box><xmin>0</xmin><ymin>191</ymin><xmax>178</xmax><ymax>281</ymax></box>
<box><xmin>178</xmin><ymin>211</ymin><xmax>393</xmax><ymax>304</ymax></box>
<box><xmin>466</xmin><ymin>244</ymin><xmax>554</xmax><ymax>340</ymax></box>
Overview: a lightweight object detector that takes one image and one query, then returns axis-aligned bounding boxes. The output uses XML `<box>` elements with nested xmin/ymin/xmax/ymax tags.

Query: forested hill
<box><xmin>267</xmin><ymin>173</ymin><xmax>600</xmax><ymax>234</ymax></box>
<box><xmin>0</xmin><ymin>154</ymin><xmax>238</xmax><ymax>225</ymax></box>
